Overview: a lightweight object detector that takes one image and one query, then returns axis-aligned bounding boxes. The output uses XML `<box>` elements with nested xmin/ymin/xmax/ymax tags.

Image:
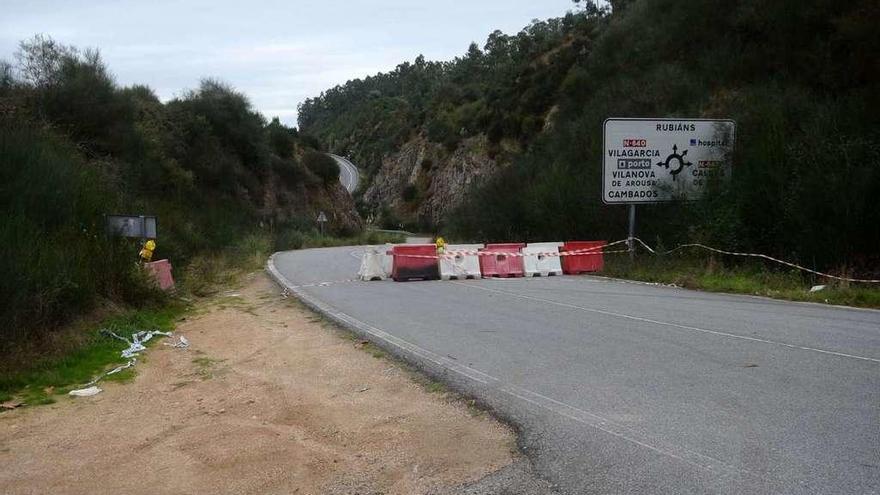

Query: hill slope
<box><xmin>298</xmin><ymin>0</ymin><xmax>879</xmax><ymax>274</ymax></box>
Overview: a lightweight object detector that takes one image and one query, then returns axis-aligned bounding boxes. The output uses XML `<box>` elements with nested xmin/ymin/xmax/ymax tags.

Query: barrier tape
<box><xmin>384</xmin><ymin>237</ymin><xmax>879</xmax><ymax>283</ymax></box>
<box><xmin>388</xmin><ymin>239</ymin><xmax>628</xmax><ymax>261</ymax></box>
<box><xmin>628</xmin><ymin>237</ymin><xmax>880</xmax><ymax>284</ymax></box>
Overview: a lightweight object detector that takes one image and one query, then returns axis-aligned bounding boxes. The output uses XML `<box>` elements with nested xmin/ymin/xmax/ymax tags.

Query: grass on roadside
<box><xmin>0</xmin><ymin>304</ymin><xmax>184</xmax><ymax>406</ymax></box>
<box><xmin>602</xmin><ymin>254</ymin><xmax>880</xmax><ymax>309</ymax></box>
<box><xmin>0</xmin><ymin>228</ymin><xmax>402</xmax><ymax>410</ymax></box>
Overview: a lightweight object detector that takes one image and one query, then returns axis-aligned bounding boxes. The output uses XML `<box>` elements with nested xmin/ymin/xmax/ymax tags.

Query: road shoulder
<box><xmin>0</xmin><ymin>272</ymin><xmax>517</xmax><ymax>495</ymax></box>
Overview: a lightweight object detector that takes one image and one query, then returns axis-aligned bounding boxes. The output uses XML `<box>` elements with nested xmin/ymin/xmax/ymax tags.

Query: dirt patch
<box><xmin>0</xmin><ymin>273</ymin><xmax>515</xmax><ymax>494</ymax></box>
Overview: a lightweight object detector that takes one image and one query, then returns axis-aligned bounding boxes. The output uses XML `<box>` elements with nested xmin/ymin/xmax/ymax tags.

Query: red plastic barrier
<box><xmin>388</xmin><ymin>244</ymin><xmax>440</xmax><ymax>282</ymax></box>
<box><xmin>479</xmin><ymin>243</ymin><xmax>525</xmax><ymax>278</ymax></box>
<box><xmin>560</xmin><ymin>241</ymin><xmax>607</xmax><ymax>274</ymax></box>
<box><xmin>144</xmin><ymin>259</ymin><xmax>175</xmax><ymax>290</ymax></box>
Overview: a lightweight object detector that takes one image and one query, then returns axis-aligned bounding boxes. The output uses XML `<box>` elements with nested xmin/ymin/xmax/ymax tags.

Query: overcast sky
<box><xmin>0</xmin><ymin>0</ymin><xmax>577</xmax><ymax>125</ymax></box>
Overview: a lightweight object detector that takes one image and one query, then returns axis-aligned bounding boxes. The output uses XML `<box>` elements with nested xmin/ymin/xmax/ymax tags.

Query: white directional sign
<box><xmin>602</xmin><ymin>118</ymin><xmax>735</xmax><ymax>204</ymax></box>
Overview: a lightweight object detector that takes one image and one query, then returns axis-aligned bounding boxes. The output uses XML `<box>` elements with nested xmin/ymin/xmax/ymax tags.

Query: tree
<box><xmin>267</xmin><ymin>117</ymin><xmax>296</xmax><ymax>158</ymax></box>
<box><xmin>303</xmin><ymin>151</ymin><xmax>339</xmax><ymax>184</ymax></box>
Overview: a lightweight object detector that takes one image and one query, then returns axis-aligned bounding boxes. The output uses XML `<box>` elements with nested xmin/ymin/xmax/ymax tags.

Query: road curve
<box><xmin>268</xmin><ymin>246</ymin><xmax>880</xmax><ymax>495</ymax></box>
<box><xmin>329</xmin><ymin>153</ymin><xmax>359</xmax><ymax>193</ymax></box>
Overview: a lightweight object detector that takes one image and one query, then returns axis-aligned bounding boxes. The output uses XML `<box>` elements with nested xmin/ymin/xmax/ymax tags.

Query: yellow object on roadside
<box><xmin>435</xmin><ymin>236</ymin><xmax>447</xmax><ymax>254</ymax></box>
<box><xmin>139</xmin><ymin>239</ymin><xmax>156</xmax><ymax>262</ymax></box>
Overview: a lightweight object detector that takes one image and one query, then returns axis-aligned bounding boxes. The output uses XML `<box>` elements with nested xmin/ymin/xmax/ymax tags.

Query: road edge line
<box><xmin>265</xmin><ymin>253</ymin><xmax>761</xmax><ymax>485</ymax></box>
<box><xmin>265</xmin><ymin>253</ymin><xmax>567</xmax><ymax>492</ymax></box>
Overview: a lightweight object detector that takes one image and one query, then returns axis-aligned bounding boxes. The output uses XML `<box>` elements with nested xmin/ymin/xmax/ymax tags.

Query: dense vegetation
<box><xmin>0</xmin><ymin>36</ymin><xmax>343</xmax><ymax>348</ymax></box>
<box><xmin>299</xmin><ymin>0</ymin><xmax>879</xmax><ymax>276</ymax></box>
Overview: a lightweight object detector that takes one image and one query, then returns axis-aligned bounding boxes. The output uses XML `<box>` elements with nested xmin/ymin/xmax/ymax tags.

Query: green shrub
<box><xmin>0</xmin><ymin>123</ymin><xmax>158</xmax><ymax>345</ymax></box>
<box><xmin>302</xmin><ymin>151</ymin><xmax>340</xmax><ymax>184</ymax></box>
<box><xmin>1</xmin><ymin>36</ymin><xmax>347</xmax><ymax>353</ymax></box>
<box><xmin>274</xmin><ymin>229</ymin><xmax>307</xmax><ymax>251</ymax></box>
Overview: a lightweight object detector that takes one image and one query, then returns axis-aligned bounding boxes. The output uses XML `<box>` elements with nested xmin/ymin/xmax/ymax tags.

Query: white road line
<box><xmin>330</xmin><ymin>153</ymin><xmax>358</xmax><ymax>192</ymax></box>
<box><xmin>265</xmin><ymin>255</ymin><xmax>761</xmax><ymax>483</ymax></box>
<box><xmin>452</xmin><ymin>282</ymin><xmax>880</xmax><ymax>364</ymax></box>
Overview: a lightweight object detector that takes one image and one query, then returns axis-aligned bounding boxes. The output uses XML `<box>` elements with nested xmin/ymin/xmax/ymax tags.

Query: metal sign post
<box><xmin>317</xmin><ymin>211</ymin><xmax>328</xmax><ymax>237</ymax></box>
<box><xmin>628</xmin><ymin>204</ymin><xmax>636</xmax><ymax>261</ymax></box>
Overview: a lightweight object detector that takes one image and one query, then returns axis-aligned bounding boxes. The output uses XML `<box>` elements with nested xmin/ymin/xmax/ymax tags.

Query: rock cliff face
<box><xmin>362</xmin><ymin>134</ymin><xmax>500</xmax><ymax>227</ymax></box>
<box><xmin>262</xmin><ymin>172</ymin><xmax>362</xmax><ymax>234</ymax></box>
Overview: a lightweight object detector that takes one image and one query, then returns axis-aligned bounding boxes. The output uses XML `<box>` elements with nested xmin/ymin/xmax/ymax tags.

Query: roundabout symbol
<box><xmin>656</xmin><ymin>144</ymin><xmax>692</xmax><ymax>181</ymax></box>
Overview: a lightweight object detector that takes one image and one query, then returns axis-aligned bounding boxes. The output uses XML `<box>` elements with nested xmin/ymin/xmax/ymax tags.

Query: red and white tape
<box><xmin>628</xmin><ymin>237</ymin><xmax>880</xmax><ymax>284</ymax></box>
<box><xmin>388</xmin><ymin>241</ymin><xmax>624</xmax><ymax>261</ymax></box>
<box><xmin>384</xmin><ymin>237</ymin><xmax>879</xmax><ymax>284</ymax></box>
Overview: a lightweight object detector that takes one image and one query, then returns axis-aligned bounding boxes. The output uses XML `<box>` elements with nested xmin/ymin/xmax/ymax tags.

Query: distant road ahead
<box><xmin>329</xmin><ymin>153</ymin><xmax>359</xmax><ymax>193</ymax></box>
<box><xmin>271</xmin><ymin>246</ymin><xmax>880</xmax><ymax>494</ymax></box>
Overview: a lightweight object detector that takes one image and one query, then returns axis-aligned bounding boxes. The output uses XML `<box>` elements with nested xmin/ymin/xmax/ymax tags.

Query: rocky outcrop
<box><xmin>363</xmin><ymin>134</ymin><xmax>500</xmax><ymax>227</ymax></box>
<box><xmin>262</xmin><ymin>173</ymin><xmax>362</xmax><ymax>234</ymax></box>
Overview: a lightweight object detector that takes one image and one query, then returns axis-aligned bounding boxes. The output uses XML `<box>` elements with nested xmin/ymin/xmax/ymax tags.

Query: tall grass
<box><xmin>602</xmin><ymin>253</ymin><xmax>880</xmax><ymax>309</ymax></box>
<box><xmin>0</xmin><ymin>123</ymin><xmax>161</xmax><ymax>347</ymax></box>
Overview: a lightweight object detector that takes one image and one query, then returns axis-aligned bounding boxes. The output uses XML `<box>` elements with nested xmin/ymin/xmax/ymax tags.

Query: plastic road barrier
<box><xmin>388</xmin><ymin>244</ymin><xmax>440</xmax><ymax>282</ymax></box>
<box><xmin>358</xmin><ymin>247</ymin><xmax>387</xmax><ymax>281</ymax></box>
<box><xmin>479</xmin><ymin>243</ymin><xmax>525</xmax><ymax>278</ymax></box>
<box><xmin>380</xmin><ymin>243</ymin><xmax>396</xmax><ymax>276</ymax></box>
<box><xmin>144</xmin><ymin>259</ymin><xmax>175</xmax><ymax>290</ymax></box>
<box><xmin>440</xmin><ymin>244</ymin><xmax>483</xmax><ymax>280</ymax></box>
<box><xmin>523</xmin><ymin>242</ymin><xmax>563</xmax><ymax>277</ymax></box>
<box><xmin>560</xmin><ymin>241</ymin><xmax>607</xmax><ymax>274</ymax></box>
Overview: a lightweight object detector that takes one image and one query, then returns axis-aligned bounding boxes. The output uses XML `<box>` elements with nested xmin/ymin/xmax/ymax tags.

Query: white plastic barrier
<box><xmin>523</xmin><ymin>242</ymin><xmax>563</xmax><ymax>277</ymax></box>
<box><xmin>358</xmin><ymin>246</ymin><xmax>391</xmax><ymax>281</ymax></box>
<box><xmin>380</xmin><ymin>243</ymin><xmax>395</xmax><ymax>276</ymax></box>
<box><xmin>440</xmin><ymin>244</ymin><xmax>483</xmax><ymax>280</ymax></box>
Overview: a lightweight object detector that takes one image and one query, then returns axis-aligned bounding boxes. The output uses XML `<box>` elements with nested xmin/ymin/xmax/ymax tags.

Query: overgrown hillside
<box><xmin>0</xmin><ymin>36</ymin><xmax>359</xmax><ymax>347</ymax></box>
<box><xmin>298</xmin><ymin>0</ymin><xmax>879</xmax><ymax>275</ymax></box>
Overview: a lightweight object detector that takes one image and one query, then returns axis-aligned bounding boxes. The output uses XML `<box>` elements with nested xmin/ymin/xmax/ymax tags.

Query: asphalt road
<box><xmin>269</xmin><ymin>246</ymin><xmax>880</xmax><ymax>494</ymax></box>
<box><xmin>329</xmin><ymin>153</ymin><xmax>359</xmax><ymax>193</ymax></box>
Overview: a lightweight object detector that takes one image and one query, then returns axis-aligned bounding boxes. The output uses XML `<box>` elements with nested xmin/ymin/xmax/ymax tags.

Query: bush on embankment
<box><xmin>0</xmin><ymin>123</ymin><xmax>163</xmax><ymax>345</ymax></box>
<box><xmin>0</xmin><ymin>35</ymin><xmax>356</xmax><ymax>356</ymax></box>
<box><xmin>298</xmin><ymin>0</ymin><xmax>880</xmax><ymax>280</ymax></box>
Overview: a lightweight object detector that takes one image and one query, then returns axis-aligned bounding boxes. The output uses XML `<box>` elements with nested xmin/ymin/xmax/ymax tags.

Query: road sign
<box><xmin>602</xmin><ymin>118</ymin><xmax>735</xmax><ymax>204</ymax></box>
<box><xmin>106</xmin><ymin>215</ymin><xmax>157</xmax><ymax>238</ymax></box>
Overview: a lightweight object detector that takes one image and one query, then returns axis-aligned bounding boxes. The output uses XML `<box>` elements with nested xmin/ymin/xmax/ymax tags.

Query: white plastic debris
<box><xmin>102</xmin><ymin>329</ymin><xmax>172</xmax><ymax>358</ymax></box>
<box><xmin>70</xmin><ymin>329</ymin><xmax>189</xmax><ymax>394</ymax></box>
<box><xmin>164</xmin><ymin>335</ymin><xmax>189</xmax><ymax>349</ymax></box>
<box><xmin>809</xmin><ymin>285</ymin><xmax>827</xmax><ymax>293</ymax></box>
<box><xmin>80</xmin><ymin>359</ymin><xmax>137</xmax><ymax>387</ymax></box>
<box><xmin>69</xmin><ymin>386</ymin><xmax>102</xmax><ymax>397</ymax></box>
